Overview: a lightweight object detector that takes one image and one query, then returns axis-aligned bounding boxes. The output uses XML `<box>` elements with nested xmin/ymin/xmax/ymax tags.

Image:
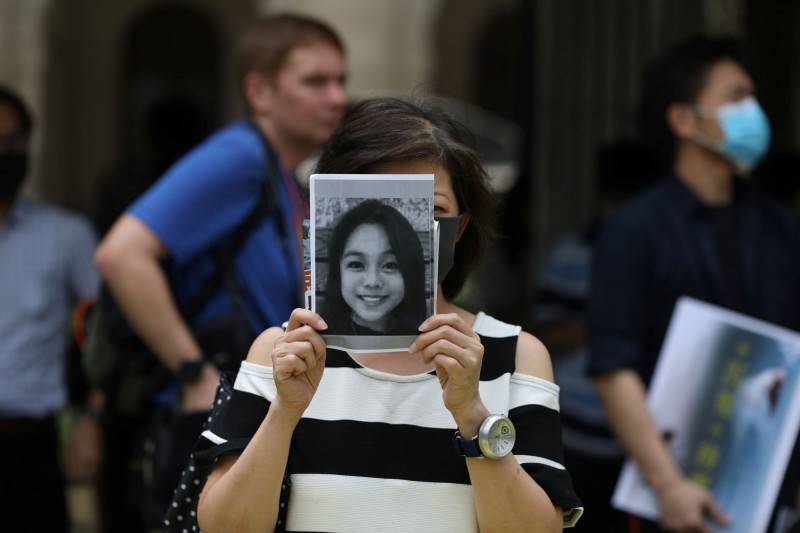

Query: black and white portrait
<box><xmin>311</xmin><ymin>174</ymin><xmax>434</xmax><ymax>351</ymax></box>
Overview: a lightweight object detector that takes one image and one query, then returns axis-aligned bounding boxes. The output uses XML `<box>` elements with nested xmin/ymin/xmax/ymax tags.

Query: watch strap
<box><xmin>452</xmin><ymin>430</ymin><xmax>482</xmax><ymax>458</ymax></box>
<box><xmin>177</xmin><ymin>358</ymin><xmax>206</xmax><ymax>385</ymax></box>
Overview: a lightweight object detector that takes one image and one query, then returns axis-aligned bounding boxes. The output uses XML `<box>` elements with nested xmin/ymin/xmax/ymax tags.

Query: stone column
<box><xmin>0</xmin><ymin>0</ymin><xmax>48</xmax><ymax>197</ymax></box>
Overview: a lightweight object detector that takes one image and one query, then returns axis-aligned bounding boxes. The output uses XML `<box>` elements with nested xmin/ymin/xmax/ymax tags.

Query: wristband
<box><xmin>177</xmin><ymin>358</ymin><xmax>207</xmax><ymax>385</ymax></box>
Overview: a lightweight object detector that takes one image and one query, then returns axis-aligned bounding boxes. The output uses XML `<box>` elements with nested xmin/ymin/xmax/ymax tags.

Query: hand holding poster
<box><xmin>310</xmin><ymin>174</ymin><xmax>435</xmax><ymax>352</ymax></box>
<box><xmin>612</xmin><ymin>297</ymin><xmax>800</xmax><ymax>533</ymax></box>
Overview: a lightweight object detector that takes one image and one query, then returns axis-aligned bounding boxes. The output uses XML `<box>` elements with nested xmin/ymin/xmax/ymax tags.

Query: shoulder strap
<box><xmin>182</xmin><ymin>121</ymin><xmax>287</xmax><ymax>321</ymax></box>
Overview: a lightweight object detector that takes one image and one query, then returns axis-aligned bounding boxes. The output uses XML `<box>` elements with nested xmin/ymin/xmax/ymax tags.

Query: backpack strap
<box><xmin>182</xmin><ymin>121</ymin><xmax>288</xmax><ymax>322</ymax></box>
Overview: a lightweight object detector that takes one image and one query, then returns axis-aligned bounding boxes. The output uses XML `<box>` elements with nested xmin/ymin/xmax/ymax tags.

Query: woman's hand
<box><xmin>271</xmin><ymin>309</ymin><xmax>328</xmax><ymax>419</ymax></box>
<box><xmin>411</xmin><ymin>313</ymin><xmax>488</xmax><ymax>435</ymax></box>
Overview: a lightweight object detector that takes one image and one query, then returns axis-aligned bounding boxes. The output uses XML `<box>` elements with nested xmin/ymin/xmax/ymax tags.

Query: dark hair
<box><xmin>323</xmin><ymin>199</ymin><xmax>427</xmax><ymax>334</ymax></box>
<box><xmin>637</xmin><ymin>35</ymin><xmax>747</xmax><ymax>168</ymax></box>
<box><xmin>315</xmin><ymin>97</ymin><xmax>495</xmax><ymax>300</ymax></box>
<box><xmin>236</xmin><ymin>13</ymin><xmax>343</xmax><ymax>102</ymax></box>
<box><xmin>0</xmin><ymin>85</ymin><xmax>33</xmax><ymax>140</ymax></box>
<box><xmin>595</xmin><ymin>138</ymin><xmax>659</xmax><ymax>199</ymax></box>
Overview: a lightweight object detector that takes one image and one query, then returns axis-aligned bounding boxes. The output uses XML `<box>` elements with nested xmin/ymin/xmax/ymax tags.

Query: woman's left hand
<box><xmin>411</xmin><ymin>313</ymin><xmax>488</xmax><ymax>433</ymax></box>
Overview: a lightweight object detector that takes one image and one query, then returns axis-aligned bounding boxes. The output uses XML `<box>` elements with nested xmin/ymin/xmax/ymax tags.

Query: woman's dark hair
<box><xmin>637</xmin><ymin>35</ymin><xmax>747</xmax><ymax>169</ymax></box>
<box><xmin>323</xmin><ymin>199</ymin><xmax>426</xmax><ymax>334</ymax></box>
<box><xmin>315</xmin><ymin>97</ymin><xmax>495</xmax><ymax>300</ymax></box>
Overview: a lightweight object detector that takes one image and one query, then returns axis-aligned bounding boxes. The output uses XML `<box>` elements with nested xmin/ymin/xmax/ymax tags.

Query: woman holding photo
<box><xmin>196</xmin><ymin>97</ymin><xmax>583</xmax><ymax>532</ymax></box>
<box><xmin>322</xmin><ymin>199</ymin><xmax>427</xmax><ymax>336</ymax></box>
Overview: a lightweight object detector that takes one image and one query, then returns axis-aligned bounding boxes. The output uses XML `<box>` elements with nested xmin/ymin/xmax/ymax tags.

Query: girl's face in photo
<box><xmin>340</xmin><ymin>223</ymin><xmax>405</xmax><ymax>330</ymax></box>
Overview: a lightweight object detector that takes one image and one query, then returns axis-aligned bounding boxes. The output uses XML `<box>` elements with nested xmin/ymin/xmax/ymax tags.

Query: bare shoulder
<box><xmin>245</xmin><ymin>327</ymin><xmax>285</xmax><ymax>367</ymax></box>
<box><xmin>514</xmin><ymin>331</ymin><xmax>554</xmax><ymax>382</ymax></box>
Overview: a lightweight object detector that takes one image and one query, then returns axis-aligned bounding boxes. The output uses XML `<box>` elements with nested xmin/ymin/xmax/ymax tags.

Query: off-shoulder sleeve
<box><xmin>509</xmin><ymin>372</ymin><xmax>584</xmax><ymax>528</ymax></box>
<box><xmin>194</xmin><ymin>361</ymin><xmax>275</xmax><ymax>462</ymax></box>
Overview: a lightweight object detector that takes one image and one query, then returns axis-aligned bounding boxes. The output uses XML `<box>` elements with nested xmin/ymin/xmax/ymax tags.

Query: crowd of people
<box><xmin>1</xmin><ymin>10</ymin><xmax>799</xmax><ymax>533</ymax></box>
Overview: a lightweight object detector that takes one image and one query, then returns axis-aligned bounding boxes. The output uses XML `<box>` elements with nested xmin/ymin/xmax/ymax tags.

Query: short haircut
<box><xmin>236</xmin><ymin>13</ymin><xmax>343</xmax><ymax>87</ymax></box>
<box><xmin>315</xmin><ymin>97</ymin><xmax>496</xmax><ymax>301</ymax></box>
<box><xmin>323</xmin><ymin>199</ymin><xmax>427</xmax><ymax>335</ymax></box>
<box><xmin>0</xmin><ymin>85</ymin><xmax>33</xmax><ymax>140</ymax></box>
<box><xmin>637</xmin><ymin>35</ymin><xmax>747</xmax><ymax>167</ymax></box>
<box><xmin>595</xmin><ymin>139</ymin><xmax>659</xmax><ymax>199</ymax></box>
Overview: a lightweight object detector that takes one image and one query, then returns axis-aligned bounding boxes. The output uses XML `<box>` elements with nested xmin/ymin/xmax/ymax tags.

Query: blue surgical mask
<box><xmin>695</xmin><ymin>97</ymin><xmax>771</xmax><ymax>173</ymax></box>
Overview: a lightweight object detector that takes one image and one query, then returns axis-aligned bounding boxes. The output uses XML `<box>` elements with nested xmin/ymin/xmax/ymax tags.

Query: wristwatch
<box><xmin>453</xmin><ymin>414</ymin><xmax>516</xmax><ymax>460</ymax></box>
<box><xmin>176</xmin><ymin>358</ymin><xmax>207</xmax><ymax>385</ymax></box>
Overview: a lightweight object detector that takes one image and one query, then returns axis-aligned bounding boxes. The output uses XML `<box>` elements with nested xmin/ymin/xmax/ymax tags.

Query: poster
<box><xmin>612</xmin><ymin>297</ymin><xmax>800</xmax><ymax>533</ymax></box>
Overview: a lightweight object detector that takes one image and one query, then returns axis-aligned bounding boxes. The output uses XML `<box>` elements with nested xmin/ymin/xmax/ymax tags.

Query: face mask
<box><xmin>694</xmin><ymin>96</ymin><xmax>771</xmax><ymax>173</ymax></box>
<box><xmin>435</xmin><ymin>215</ymin><xmax>464</xmax><ymax>282</ymax></box>
<box><xmin>0</xmin><ymin>152</ymin><xmax>27</xmax><ymax>202</ymax></box>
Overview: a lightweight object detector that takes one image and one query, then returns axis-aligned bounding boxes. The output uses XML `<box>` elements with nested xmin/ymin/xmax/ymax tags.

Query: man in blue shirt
<box><xmin>95</xmin><ymin>14</ymin><xmax>346</xmax><ymax>413</ymax></box>
<box><xmin>0</xmin><ymin>86</ymin><xmax>100</xmax><ymax>531</ymax></box>
<box><xmin>588</xmin><ymin>36</ymin><xmax>800</xmax><ymax>532</ymax></box>
<box><xmin>94</xmin><ymin>15</ymin><xmax>346</xmax><ymax>530</ymax></box>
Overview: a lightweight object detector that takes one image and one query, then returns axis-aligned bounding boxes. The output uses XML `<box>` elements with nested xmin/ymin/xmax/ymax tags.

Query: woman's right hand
<box><xmin>271</xmin><ymin>308</ymin><xmax>328</xmax><ymax>419</ymax></box>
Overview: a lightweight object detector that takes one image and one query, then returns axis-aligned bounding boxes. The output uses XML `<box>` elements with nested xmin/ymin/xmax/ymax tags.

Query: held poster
<box><xmin>612</xmin><ymin>297</ymin><xmax>800</xmax><ymax>533</ymax></box>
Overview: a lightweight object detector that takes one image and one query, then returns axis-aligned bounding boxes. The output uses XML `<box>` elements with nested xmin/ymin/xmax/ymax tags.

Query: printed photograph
<box><xmin>310</xmin><ymin>174</ymin><xmax>435</xmax><ymax>352</ymax></box>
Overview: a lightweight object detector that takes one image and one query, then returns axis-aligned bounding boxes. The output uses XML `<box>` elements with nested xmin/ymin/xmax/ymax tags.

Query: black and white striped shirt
<box><xmin>197</xmin><ymin>312</ymin><xmax>583</xmax><ymax>531</ymax></box>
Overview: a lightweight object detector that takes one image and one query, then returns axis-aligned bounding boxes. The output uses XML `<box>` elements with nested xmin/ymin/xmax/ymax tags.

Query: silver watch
<box><xmin>453</xmin><ymin>414</ymin><xmax>516</xmax><ymax>460</ymax></box>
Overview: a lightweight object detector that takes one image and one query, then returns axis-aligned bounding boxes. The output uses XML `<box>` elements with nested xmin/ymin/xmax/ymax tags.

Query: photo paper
<box><xmin>310</xmin><ymin>174</ymin><xmax>435</xmax><ymax>352</ymax></box>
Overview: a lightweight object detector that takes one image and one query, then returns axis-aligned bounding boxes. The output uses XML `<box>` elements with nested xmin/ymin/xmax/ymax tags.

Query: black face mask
<box><xmin>0</xmin><ymin>152</ymin><xmax>27</xmax><ymax>202</ymax></box>
<box><xmin>435</xmin><ymin>215</ymin><xmax>464</xmax><ymax>282</ymax></box>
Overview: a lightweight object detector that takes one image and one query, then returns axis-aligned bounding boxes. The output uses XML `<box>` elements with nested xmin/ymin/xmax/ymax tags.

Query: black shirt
<box><xmin>587</xmin><ymin>174</ymin><xmax>800</xmax><ymax>385</ymax></box>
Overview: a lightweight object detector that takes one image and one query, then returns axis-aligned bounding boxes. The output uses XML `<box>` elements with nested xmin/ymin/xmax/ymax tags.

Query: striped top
<box><xmin>197</xmin><ymin>312</ymin><xmax>583</xmax><ymax>531</ymax></box>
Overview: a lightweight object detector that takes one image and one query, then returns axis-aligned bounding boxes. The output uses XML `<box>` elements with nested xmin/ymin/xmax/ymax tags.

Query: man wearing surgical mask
<box><xmin>586</xmin><ymin>37</ymin><xmax>800</xmax><ymax>532</ymax></box>
<box><xmin>0</xmin><ymin>86</ymin><xmax>100</xmax><ymax>530</ymax></box>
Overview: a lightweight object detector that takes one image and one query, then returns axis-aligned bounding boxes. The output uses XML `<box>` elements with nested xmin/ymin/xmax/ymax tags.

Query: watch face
<box><xmin>479</xmin><ymin>415</ymin><xmax>516</xmax><ymax>459</ymax></box>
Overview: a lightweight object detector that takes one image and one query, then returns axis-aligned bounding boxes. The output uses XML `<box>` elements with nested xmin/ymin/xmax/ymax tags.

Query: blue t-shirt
<box><xmin>130</xmin><ymin>119</ymin><xmax>302</xmax><ymax>334</ymax></box>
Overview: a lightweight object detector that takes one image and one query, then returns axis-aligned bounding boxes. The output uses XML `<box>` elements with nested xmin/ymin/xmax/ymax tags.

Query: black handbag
<box><xmin>160</xmin><ymin>372</ymin><xmax>292</xmax><ymax>533</ymax></box>
<box><xmin>160</xmin><ymin>372</ymin><xmax>234</xmax><ymax>532</ymax></box>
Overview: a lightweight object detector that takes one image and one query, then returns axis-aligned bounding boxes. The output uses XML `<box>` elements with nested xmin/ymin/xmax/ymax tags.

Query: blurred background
<box><xmin>4</xmin><ymin>0</ymin><xmax>800</xmax><ymax>323</ymax></box>
<box><xmin>2</xmin><ymin>0</ymin><xmax>800</xmax><ymax>528</ymax></box>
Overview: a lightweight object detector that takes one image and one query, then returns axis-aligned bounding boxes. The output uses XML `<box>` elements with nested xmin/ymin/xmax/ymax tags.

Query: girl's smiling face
<box><xmin>340</xmin><ymin>223</ymin><xmax>405</xmax><ymax>330</ymax></box>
